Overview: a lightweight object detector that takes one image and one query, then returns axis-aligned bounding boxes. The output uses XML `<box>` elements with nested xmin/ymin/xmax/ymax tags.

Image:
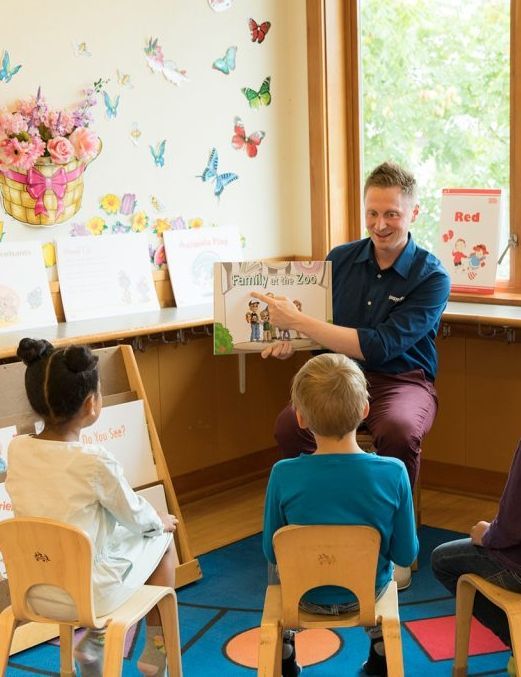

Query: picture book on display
<box><xmin>214</xmin><ymin>260</ymin><xmax>332</xmax><ymax>354</ymax></box>
<box><xmin>437</xmin><ymin>188</ymin><xmax>503</xmax><ymax>294</ymax></box>
<box><xmin>0</xmin><ymin>241</ymin><xmax>57</xmax><ymax>334</ymax></box>
<box><xmin>163</xmin><ymin>225</ymin><xmax>243</xmax><ymax>308</ymax></box>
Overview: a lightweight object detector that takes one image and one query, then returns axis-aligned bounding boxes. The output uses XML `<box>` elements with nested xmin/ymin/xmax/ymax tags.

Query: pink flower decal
<box><xmin>47</xmin><ymin>136</ymin><xmax>74</xmax><ymax>164</ymax></box>
<box><xmin>69</xmin><ymin>127</ymin><xmax>99</xmax><ymax>162</ymax></box>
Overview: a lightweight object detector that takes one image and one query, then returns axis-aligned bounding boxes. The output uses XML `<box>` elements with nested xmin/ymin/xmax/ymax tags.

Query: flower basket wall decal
<box><xmin>0</xmin><ymin>88</ymin><xmax>100</xmax><ymax>227</ymax></box>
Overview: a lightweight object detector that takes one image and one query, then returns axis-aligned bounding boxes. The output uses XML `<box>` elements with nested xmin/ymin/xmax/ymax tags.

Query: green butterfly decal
<box><xmin>241</xmin><ymin>76</ymin><xmax>271</xmax><ymax>110</ymax></box>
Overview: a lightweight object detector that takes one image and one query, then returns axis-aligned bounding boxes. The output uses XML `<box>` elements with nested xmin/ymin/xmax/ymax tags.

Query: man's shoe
<box><xmin>362</xmin><ymin>639</ymin><xmax>387</xmax><ymax>676</ymax></box>
<box><xmin>282</xmin><ymin>630</ymin><xmax>302</xmax><ymax>677</ymax></box>
<box><xmin>393</xmin><ymin>564</ymin><xmax>412</xmax><ymax>591</ymax></box>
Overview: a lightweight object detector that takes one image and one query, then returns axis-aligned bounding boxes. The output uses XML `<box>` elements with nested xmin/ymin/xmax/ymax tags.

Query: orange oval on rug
<box><xmin>224</xmin><ymin>626</ymin><xmax>342</xmax><ymax>669</ymax></box>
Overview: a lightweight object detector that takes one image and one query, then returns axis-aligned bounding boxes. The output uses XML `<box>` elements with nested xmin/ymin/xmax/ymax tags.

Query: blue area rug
<box><xmin>6</xmin><ymin>526</ymin><xmax>513</xmax><ymax>675</ymax></box>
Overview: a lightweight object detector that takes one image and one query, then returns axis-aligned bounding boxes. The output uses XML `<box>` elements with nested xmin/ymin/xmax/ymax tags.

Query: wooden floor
<box><xmin>181</xmin><ymin>478</ymin><xmax>500</xmax><ymax>557</ymax></box>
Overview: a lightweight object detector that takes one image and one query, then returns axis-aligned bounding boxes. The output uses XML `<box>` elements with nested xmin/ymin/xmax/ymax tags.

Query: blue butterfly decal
<box><xmin>212</xmin><ymin>46</ymin><xmax>237</xmax><ymax>75</ymax></box>
<box><xmin>150</xmin><ymin>140</ymin><xmax>166</xmax><ymax>168</ymax></box>
<box><xmin>0</xmin><ymin>50</ymin><xmax>22</xmax><ymax>83</ymax></box>
<box><xmin>27</xmin><ymin>287</ymin><xmax>42</xmax><ymax>309</ymax></box>
<box><xmin>199</xmin><ymin>148</ymin><xmax>238</xmax><ymax>197</ymax></box>
<box><xmin>103</xmin><ymin>90</ymin><xmax>120</xmax><ymax>119</ymax></box>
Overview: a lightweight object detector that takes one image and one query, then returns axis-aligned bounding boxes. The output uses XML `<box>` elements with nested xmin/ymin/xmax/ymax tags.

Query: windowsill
<box><xmin>449</xmin><ymin>290</ymin><xmax>521</xmax><ymax>307</ymax></box>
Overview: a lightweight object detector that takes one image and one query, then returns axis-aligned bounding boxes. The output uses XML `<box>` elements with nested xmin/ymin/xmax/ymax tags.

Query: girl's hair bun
<box><xmin>17</xmin><ymin>338</ymin><xmax>54</xmax><ymax>366</ymax></box>
<box><xmin>63</xmin><ymin>345</ymin><xmax>98</xmax><ymax>373</ymax></box>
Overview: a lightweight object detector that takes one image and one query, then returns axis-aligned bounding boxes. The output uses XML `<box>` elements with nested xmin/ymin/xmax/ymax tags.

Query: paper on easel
<box><xmin>56</xmin><ymin>233</ymin><xmax>160</xmax><ymax>321</ymax></box>
<box><xmin>214</xmin><ymin>260</ymin><xmax>332</xmax><ymax>354</ymax></box>
<box><xmin>163</xmin><ymin>226</ymin><xmax>243</xmax><ymax>308</ymax></box>
<box><xmin>437</xmin><ymin>188</ymin><xmax>503</xmax><ymax>294</ymax></box>
<box><xmin>0</xmin><ymin>241</ymin><xmax>57</xmax><ymax>334</ymax></box>
<box><xmin>0</xmin><ymin>425</ymin><xmax>17</xmax><ymax>481</ymax></box>
<box><xmin>137</xmin><ymin>483</ymin><xmax>180</xmax><ymax>565</ymax></box>
<box><xmin>80</xmin><ymin>400</ymin><xmax>158</xmax><ymax>487</ymax></box>
<box><xmin>0</xmin><ymin>483</ymin><xmax>14</xmax><ymax>578</ymax></box>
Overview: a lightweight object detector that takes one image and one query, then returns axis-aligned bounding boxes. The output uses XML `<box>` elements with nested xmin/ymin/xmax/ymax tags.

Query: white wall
<box><xmin>0</xmin><ymin>0</ymin><xmax>311</xmax><ymax>264</ymax></box>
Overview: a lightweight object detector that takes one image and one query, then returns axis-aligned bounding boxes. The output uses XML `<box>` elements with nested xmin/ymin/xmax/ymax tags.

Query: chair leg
<box><xmin>157</xmin><ymin>592</ymin><xmax>183</xmax><ymax>677</ymax></box>
<box><xmin>59</xmin><ymin>624</ymin><xmax>76</xmax><ymax>676</ymax></box>
<box><xmin>102</xmin><ymin>621</ymin><xmax>127</xmax><ymax>677</ymax></box>
<box><xmin>452</xmin><ymin>578</ymin><xmax>476</xmax><ymax>677</ymax></box>
<box><xmin>508</xmin><ymin>613</ymin><xmax>521</xmax><ymax>675</ymax></box>
<box><xmin>381</xmin><ymin>618</ymin><xmax>404</xmax><ymax>677</ymax></box>
<box><xmin>257</xmin><ymin>622</ymin><xmax>283</xmax><ymax>677</ymax></box>
<box><xmin>0</xmin><ymin>608</ymin><xmax>17</xmax><ymax>677</ymax></box>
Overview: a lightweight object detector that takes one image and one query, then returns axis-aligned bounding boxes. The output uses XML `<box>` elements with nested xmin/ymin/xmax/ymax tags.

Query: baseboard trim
<box><xmin>422</xmin><ymin>459</ymin><xmax>507</xmax><ymax>499</ymax></box>
<box><xmin>173</xmin><ymin>447</ymin><xmax>280</xmax><ymax>504</ymax></box>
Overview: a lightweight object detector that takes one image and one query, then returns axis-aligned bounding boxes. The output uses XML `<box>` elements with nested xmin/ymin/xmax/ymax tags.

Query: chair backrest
<box><xmin>273</xmin><ymin>524</ymin><xmax>381</xmax><ymax>627</ymax></box>
<box><xmin>0</xmin><ymin>517</ymin><xmax>98</xmax><ymax>627</ymax></box>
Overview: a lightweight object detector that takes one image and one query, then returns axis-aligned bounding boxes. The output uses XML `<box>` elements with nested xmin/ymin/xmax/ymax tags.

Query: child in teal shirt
<box><xmin>263</xmin><ymin>353</ymin><xmax>418</xmax><ymax>676</ymax></box>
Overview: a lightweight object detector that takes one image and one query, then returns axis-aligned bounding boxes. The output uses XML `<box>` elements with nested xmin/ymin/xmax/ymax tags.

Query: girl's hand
<box><xmin>160</xmin><ymin>513</ymin><xmax>179</xmax><ymax>532</ymax></box>
<box><xmin>470</xmin><ymin>520</ymin><xmax>490</xmax><ymax>545</ymax></box>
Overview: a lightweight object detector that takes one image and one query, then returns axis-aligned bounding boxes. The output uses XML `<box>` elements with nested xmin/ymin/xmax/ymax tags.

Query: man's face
<box><xmin>364</xmin><ymin>186</ymin><xmax>418</xmax><ymax>265</ymax></box>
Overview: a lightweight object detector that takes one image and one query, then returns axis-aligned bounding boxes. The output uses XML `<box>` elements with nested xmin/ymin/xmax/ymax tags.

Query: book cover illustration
<box><xmin>214</xmin><ymin>260</ymin><xmax>332</xmax><ymax>354</ymax></box>
<box><xmin>163</xmin><ymin>225</ymin><xmax>242</xmax><ymax>308</ymax></box>
<box><xmin>0</xmin><ymin>241</ymin><xmax>57</xmax><ymax>334</ymax></box>
<box><xmin>437</xmin><ymin>188</ymin><xmax>503</xmax><ymax>294</ymax></box>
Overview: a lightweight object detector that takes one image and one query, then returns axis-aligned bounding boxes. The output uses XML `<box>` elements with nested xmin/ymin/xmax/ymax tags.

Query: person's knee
<box><xmin>373</xmin><ymin>415</ymin><xmax>421</xmax><ymax>456</ymax></box>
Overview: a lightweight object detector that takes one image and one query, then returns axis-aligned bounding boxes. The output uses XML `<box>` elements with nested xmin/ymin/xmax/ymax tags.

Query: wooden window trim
<box><xmin>307</xmin><ymin>0</ymin><xmax>521</xmax><ymax>298</ymax></box>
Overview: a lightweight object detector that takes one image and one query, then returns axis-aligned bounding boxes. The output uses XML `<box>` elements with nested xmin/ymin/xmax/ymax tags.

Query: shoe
<box><xmin>393</xmin><ymin>564</ymin><xmax>412</xmax><ymax>591</ymax></box>
<box><xmin>362</xmin><ymin>639</ymin><xmax>387</xmax><ymax>676</ymax></box>
<box><xmin>282</xmin><ymin>630</ymin><xmax>302</xmax><ymax>677</ymax></box>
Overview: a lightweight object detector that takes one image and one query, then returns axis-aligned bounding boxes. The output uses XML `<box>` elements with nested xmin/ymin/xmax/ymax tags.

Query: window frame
<box><xmin>306</xmin><ymin>0</ymin><xmax>521</xmax><ymax>297</ymax></box>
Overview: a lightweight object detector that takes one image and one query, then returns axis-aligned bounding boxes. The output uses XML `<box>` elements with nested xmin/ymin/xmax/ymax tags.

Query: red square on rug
<box><xmin>405</xmin><ymin>615</ymin><xmax>508</xmax><ymax>661</ymax></box>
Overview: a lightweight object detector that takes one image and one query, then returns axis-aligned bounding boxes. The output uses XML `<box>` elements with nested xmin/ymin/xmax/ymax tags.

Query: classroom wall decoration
<box><xmin>0</xmin><ymin>0</ymin><xmax>311</xmax><ymax>276</ymax></box>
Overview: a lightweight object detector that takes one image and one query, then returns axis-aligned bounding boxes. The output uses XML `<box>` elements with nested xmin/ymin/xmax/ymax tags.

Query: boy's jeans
<box><xmin>432</xmin><ymin>538</ymin><xmax>521</xmax><ymax>647</ymax></box>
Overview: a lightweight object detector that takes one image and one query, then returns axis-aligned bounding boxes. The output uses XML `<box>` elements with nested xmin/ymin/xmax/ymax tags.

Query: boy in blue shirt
<box><xmin>263</xmin><ymin>353</ymin><xmax>419</xmax><ymax>676</ymax></box>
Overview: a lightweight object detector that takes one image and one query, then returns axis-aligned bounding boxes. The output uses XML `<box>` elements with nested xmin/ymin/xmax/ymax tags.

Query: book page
<box><xmin>136</xmin><ymin>484</ymin><xmax>179</xmax><ymax>565</ymax></box>
<box><xmin>164</xmin><ymin>226</ymin><xmax>243</xmax><ymax>308</ymax></box>
<box><xmin>214</xmin><ymin>260</ymin><xmax>332</xmax><ymax>354</ymax></box>
<box><xmin>80</xmin><ymin>400</ymin><xmax>158</xmax><ymax>487</ymax></box>
<box><xmin>437</xmin><ymin>189</ymin><xmax>503</xmax><ymax>294</ymax></box>
<box><xmin>56</xmin><ymin>233</ymin><xmax>160</xmax><ymax>321</ymax></box>
<box><xmin>0</xmin><ymin>425</ymin><xmax>17</xmax><ymax>482</ymax></box>
<box><xmin>0</xmin><ymin>242</ymin><xmax>57</xmax><ymax>334</ymax></box>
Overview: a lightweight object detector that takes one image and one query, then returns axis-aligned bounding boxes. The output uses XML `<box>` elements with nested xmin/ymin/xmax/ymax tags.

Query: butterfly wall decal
<box><xmin>232</xmin><ymin>117</ymin><xmax>265</xmax><ymax>158</ymax></box>
<box><xmin>249</xmin><ymin>18</ymin><xmax>271</xmax><ymax>44</ymax></box>
<box><xmin>0</xmin><ymin>50</ymin><xmax>22</xmax><ymax>83</ymax></box>
<box><xmin>150</xmin><ymin>140</ymin><xmax>166</xmax><ymax>168</ymax></box>
<box><xmin>199</xmin><ymin>148</ymin><xmax>238</xmax><ymax>198</ymax></box>
<box><xmin>72</xmin><ymin>41</ymin><xmax>91</xmax><ymax>57</ymax></box>
<box><xmin>130</xmin><ymin>122</ymin><xmax>142</xmax><ymax>146</ymax></box>
<box><xmin>117</xmin><ymin>69</ymin><xmax>133</xmax><ymax>88</ymax></box>
<box><xmin>208</xmin><ymin>0</ymin><xmax>234</xmax><ymax>11</ymax></box>
<box><xmin>103</xmin><ymin>91</ymin><xmax>120</xmax><ymax>119</ymax></box>
<box><xmin>144</xmin><ymin>38</ymin><xmax>189</xmax><ymax>86</ymax></box>
<box><xmin>241</xmin><ymin>76</ymin><xmax>271</xmax><ymax>110</ymax></box>
<box><xmin>212</xmin><ymin>46</ymin><xmax>237</xmax><ymax>75</ymax></box>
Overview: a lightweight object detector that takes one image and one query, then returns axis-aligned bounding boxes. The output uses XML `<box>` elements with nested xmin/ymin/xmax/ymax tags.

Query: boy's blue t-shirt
<box><xmin>262</xmin><ymin>452</ymin><xmax>419</xmax><ymax>606</ymax></box>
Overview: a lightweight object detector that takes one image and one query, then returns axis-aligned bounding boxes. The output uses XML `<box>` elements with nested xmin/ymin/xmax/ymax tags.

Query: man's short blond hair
<box><xmin>291</xmin><ymin>353</ymin><xmax>368</xmax><ymax>439</ymax></box>
<box><xmin>364</xmin><ymin>161</ymin><xmax>417</xmax><ymax>202</ymax></box>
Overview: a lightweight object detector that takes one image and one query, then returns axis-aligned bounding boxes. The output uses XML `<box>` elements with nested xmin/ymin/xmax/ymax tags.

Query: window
<box><xmin>360</xmin><ymin>0</ymin><xmax>510</xmax><ymax>275</ymax></box>
<box><xmin>307</xmin><ymin>0</ymin><xmax>521</xmax><ymax>293</ymax></box>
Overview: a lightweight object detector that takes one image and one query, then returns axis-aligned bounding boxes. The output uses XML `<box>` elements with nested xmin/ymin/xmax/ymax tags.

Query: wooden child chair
<box><xmin>258</xmin><ymin>524</ymin><xmax>404</xmax><ymax>677</ymax></box>
<box><xmin>452</xmin><ymin>573</ymin><xmax>521</xmax><ymax>677</ymax></box>
<box><xmin>0</xmin><ymin>517</ymin><xmax>183</xmax><ymax>677</ymax></box>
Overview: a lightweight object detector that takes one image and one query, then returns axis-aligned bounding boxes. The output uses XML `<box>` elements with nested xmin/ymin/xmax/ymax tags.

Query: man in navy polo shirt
<box><xmin>253</xmin><ymin>161</ymin><xmax>450</xmax><ymax>492</ymax></box>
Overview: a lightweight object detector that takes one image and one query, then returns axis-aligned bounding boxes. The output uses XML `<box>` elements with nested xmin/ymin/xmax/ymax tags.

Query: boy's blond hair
<box><xmin>291</xmin><ymin>353</ymin><xmax>368</xmax><ymax>439</ymax></box>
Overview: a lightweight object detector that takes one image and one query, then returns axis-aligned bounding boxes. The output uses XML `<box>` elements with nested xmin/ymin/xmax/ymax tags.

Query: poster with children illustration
<box><xmin>0</xmin><ymin>241</ymin><xmax>57</xmax><ymax>334</ymax></box>
<box><xmin>56</xmin><ymin>233</ymin><xmax>160</xmax><ymax>321</ymax></box>
<box><xmin>214</xmin><ymin>260</ymin><xmax>332</xmax><ymax>354</ymax></box>
<box><xmin>163</xmin><ymin>226</ymin><xmax>243</xmax><ymax>308</ymax></box>
<box><xmin>437</xmin><ymin>188</ymin><xmax>503</xmax><ymax>294</ymax></box>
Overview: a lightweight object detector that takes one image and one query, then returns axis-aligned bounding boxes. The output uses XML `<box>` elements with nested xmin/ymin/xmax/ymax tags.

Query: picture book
<box><xmin>437</xmin><ymin>188</ymin><xmax>503</xmax><ymax>294</ymax></box>
<box><xmin>0</xmin><ymin>241</ymin><xmax>57</xmax><ymax>334</ymax></box>
<box><xmin>79</xmin><ymin>399</ymin><xmax>158</xmax><ymax>488</ymax></box>
<box><xmin>214</xmin><ymin>260</ymin><xmax>332</xmax><ymax>354</ymax></box>
<box><xmin>55</xmin><ymin>233</ymin><xmax>160</xmax><ymax>321</ymax></box>
<box><xmin>163</xmin><ymin>225</ymin><xmax>243</xmax><ymax>308</ymax></box>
